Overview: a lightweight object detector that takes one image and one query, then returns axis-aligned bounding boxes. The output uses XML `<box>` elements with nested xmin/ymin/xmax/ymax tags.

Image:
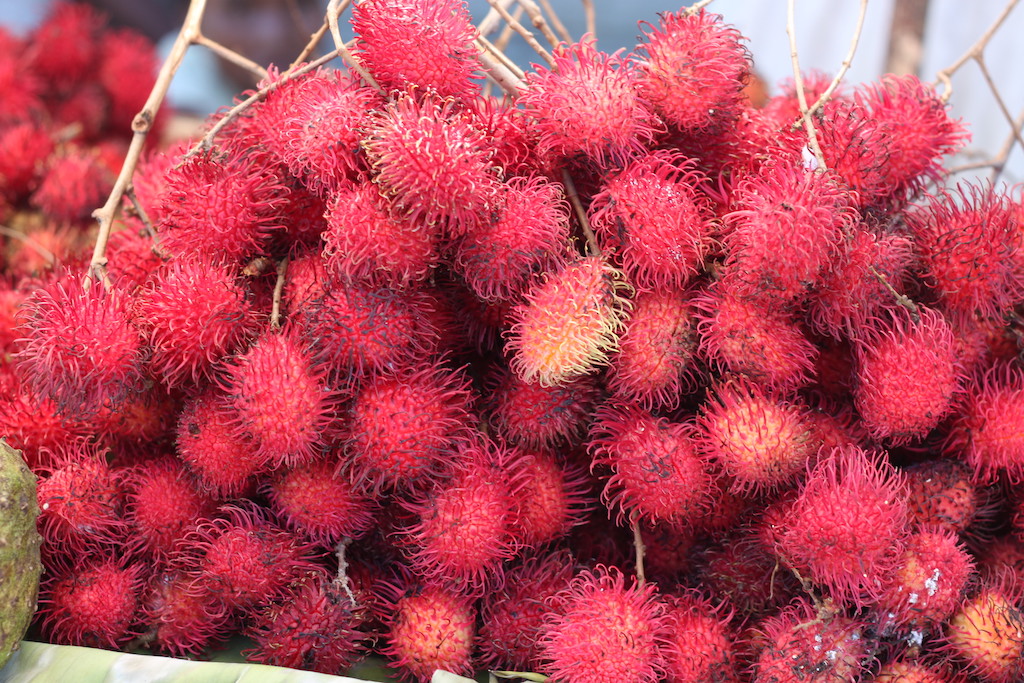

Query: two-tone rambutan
<box><xmin>37</xmin><ymin>556</ymin><xmax>145</xmax><ymax>649</ymax></box>
<box><xmin>539</xmin><ymin>565</ymin><xmax>668</xmax><ymax>683</ymax></box>
<box><xmin>352</xmin><ymin>0</ymin><xmax>480</xmax><ymax>100</ymax></box>
<box><xmin>124</xmin><ymin>455</ymin><xmax>216</xmax><ymax>559</ymax></box>
<box><xmin>775</xmin><ymin>446</ymin><xmax>910</xmax><ymax>607</ymax></box>
<box><xmin>946</xmin><ymin>361</ymin><xmax>1024</xmax><ymax>483</ymax></box>
<box><xmin>506</xmin><ymin>255</ymin><xmax>631</xmax><ymax>386</ymax></box>
<box><xmin>853</xmin><ymin>307</ymin><xmax>964</xmax><ymax>445</ymax></box>
<box><xmin>634</xmin><ymin>9</ymin><xmax>751</xmax><ymax>132</ymax></box>
<box><xmin>16</xmin><ymin>276</ymin><xmax>145</xmax><ymax>415</ymax></box>
<box><xmin>518</xmin><ymin>39</ymin><xmax>660</xmax><ymax>167</ymax></box>
<box><xmin>588</xmin><ymin>400</ymin><xmax>713</xmax><ymax>527</ymax></box>
<box><xmin>485</xmin><ymin>365</ymin><xmax>601</xmax><ymax>448</ymax></box>
<box><xmin>221</xmin><ymin>329</ymin><xmax>334</xmax><ymax>468</ymax></box>
<box><xmin>322</xmin><ymin>181</ymin><xmax>441</xmax><ymax>288</ymax></box>
<box><xmin>943</xmin><ymin>580</ymin><xmax>1024</xmax><ymax>683</ymax></box>
<box><xmin>345</xmin><ymin>359</ymin><xmax>474</xmax><ymax>493</ymax></box>
<box><xmin>588</xmin><ymin>152</ymin><xmax>711</xmax><ymax>291</ymax></box>
<box><xmin>453</xmin><ymin>174</ymin><xmax>571</xmax><ymax>302</ymax></box>
<box><xmin>361</xmin><ymin>92</ymin><xmax>499</xmax><ymax>234</ymax></box>
<box><xmin>134</xmin><ymin>257</ymin><xmax>258</xmax><ymax>387</ymax></box>
<box><xmin>662</xmin><ymin>592</ymin><xmax>740</xmax><ymax>683</ymax></box>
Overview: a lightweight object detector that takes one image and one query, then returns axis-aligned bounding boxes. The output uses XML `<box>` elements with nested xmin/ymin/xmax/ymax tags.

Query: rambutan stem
<box><xmin>537</xmin><ymin>0</ymin><xmax>573</xmax><ymax>43</ymax></box>
<box><xmin>194</xmin><ymin>34</ymin><xmax>267</xmax><ymax>81</ymax></box>
<box><xmin>270</xmin><ymin>257</ymin><xmax>289</xmax><ymax>330</ymax></box>
<box><xmin>123</xmin><ymin>186</ymin><xmax>156</xmax><ymax>238</ymax></box>
<box><xmin>631</xmin><ymin>518</ymin><xmax>647</xmax><ymax>586</ymax></box>
<box><xmin>327</xmin><ymin>0</ymin><xmax>384</xmax><ymax>94</ymax></box>
<box><xmin>486</xmin><ymin>0</ymin><xmax>556</xmax><ymax>67</ymax></box>
<box><xmin>333</xmin><ymin>537</ymin><xmax>357</xmax><ymax>606</ymax></box>
<box><xmin>560</xmin><ymin>169</ymin><xmax>600</xmax><ymax>256</ymax></box>
<box><xmin>785</xmin><ymin>0</ymin><xmax>828</xmax><ymax>172</ymax></box>
<box><xmin>476</xmin><ymin>38</ymin><xmax>526</xmax><ymax>95</ymax></box>
<box><xmin>87</xmin><ymin>0</ymin><xmax>209</xmax><ymax>290</ymax></box>
<box><xmin>935</xmin><ymin>0</ymin><xmax>1019</xmax><ymax>103</ymax></box>
<box><xmin>515</xmin><ymin>0</ymin><xmax>562</xmax><ymax>50</ymax></box>
<box><xmin>801</xmin><ymin>0</ymin><xmax>868</xmax><ymax>120</ymax></box>
<box><xmin>868</xmin><ymin>264</ymin><xmax>921</xmax><ymax>324</ymax></box>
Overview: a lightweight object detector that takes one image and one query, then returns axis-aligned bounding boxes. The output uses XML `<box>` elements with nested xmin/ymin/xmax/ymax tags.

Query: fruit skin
<box><xmin>662</xmin><ymin>591</ymin><xmax>740</xmax><ymax>683</ymax></box>
<box><xmin>485</xmin><ymin>366</ymin><xmax>601</xmax><ymax>449</ymax></box>
<box><xmin>0</xmin><ymin>440</ymin><xmax>42</xmax><ymax>669</ymax></box>
<box><xmin>945</xmin><ymin>361</ymin><xmax>1024</xmax><ymax>483</ymax></box>
<box><xmin>942</xmin><ymin>581</ymin><xmax>1024</xmax><ymax>683</ymax></box>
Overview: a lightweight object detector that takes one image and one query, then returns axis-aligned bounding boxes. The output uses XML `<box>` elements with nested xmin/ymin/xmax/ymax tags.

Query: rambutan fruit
<box><xmin>876</xmin><ymin>527</ymin><xmax>976</xmax><ymax>630</ymax></box>
<box><xmin>135</xmin><ymin>257</ymin><xmax>259</xmax><ymax>387</ymax></box>
<box><xmin>634</xmin><ymin>9</ymin><xmax>751</xmax><ymax>132</ymax></box>
<box><xmin>903</xmin><ymin>459</ymin><xmax>990</xmax><ymax>536</ymax></box>
<box><xmin>752</xmin><ymin>600</ymin><xmax>871</xmax><ymax>683</ymax></box>
<box><xmin>175</xmin><ymin>388</ymin><xmax>269</xmax><ymax>498</ymax></box>
<box><xmin>506</xmin><ymin>255</ymin><xmax>631</xmax><ymax>387</ymax></box>
<box><xmin>37</xmin><ymin>556</ymin><xmax>145</xmax><ymax>649</ymax></box>
<box><xmin>361</xmin><ymin>92</ymin><xmax>499</xmax><ymax>234</ymax></box>
<box><xmin>485</xmin><ymin>365</ymin><xmax>601</xmax><ymax>448</ymax></box>
<box><xmin>588</xmin><ymin>400</ymin><xmax>713</xmax><ymax>527</ymax></box>
<box><xmin>186</xmin><ymin>505</ymin><xmax>321</xmax><ymax>613</ymax></box>
<box><xmin>607</xmin><ymin>287</ymin><xmax>699</xmax><ymax>410</ymax></box>
<box><xmin>124</xmin><ymin>455</ymin><xmax>216</xmax><ymax>559</ymax></box>
<box><xmin>722</xmin><ymin>160</ymin><xmax>852</xmax><ymax>304</ymax></box>
<box><xmin>345</xmin><ymin>359</ymin><xmax>473</xmax><ymax>493</ymax></box>
<box><xmin>281</xmin><ymin>247</ymin><xmax>329</xmax><ymax>319</ymax></box>
<box><xmin>142</xmin><ymin>569</ymin><xmax>232</xmax><ymax>657</ymax></box>
<box><xmin>352</xmin><ymin>0</ymin><xmax>480</xmax><ymax>100</ymax></box>
<box><xmin>809</xmin><ymin>226</ymin><xmax>916</xmax><ymax>339</ymax></box>
<box><xmin>264</xmin><ymin>457</ymin><xmax>376</xmax><ymax>546</ymax></box>
<box><xmin>301</xmin><ymin>277</ymin><xmax>438</xmax><ymax>380</ymax></box>
<box><xmin>0</xmin><ymin>121</ymin><xmax>53</xmax><ymax>201</ymax></box>
<box><xmin>477</xmin><ymin>550</ymin><xmax>578</xmax><ymax>671</ymax></box>
<box><xmin>775</xmin><ymin>446</ymin><xmax>910</xmax><ymax>607</ymax></box>
<box><xmin>949</xmin><ymin>362</ymin><xmax>1024</xmax><ymax>483</ymax></box>
<box><xmin>762</xmin><ymin>71</ymin><xmax>847</xmax><ymax>128</ymax></box>
<box><xmin>97</xmin><ymin>28</ymin><xmax>160</xmax><ymax>135</ymax></box>
<box><xmin>696</xmin><ymin>378</ymin><xmax>820</xmax><ymax>495</ymax></box>
<box><xmin>853</xmin><ymin>307</ymin><xmax>964</xmax><ymax>445</ymax></box>
<box><xmin>453</xmin><ymin>174</ymin><xmax>571</xmax><ymax>302</ymax></box>
<box><xmin>35</xmin><ymin>443</ymin><xmax>125</xmax><ymax>552</ymax></box>
<box><xmin>907</xmin><ymin>183</ymin><xmax>1022</xmax><ymax>319</ymax></box>
<box><xmin>874</xmin><ymin>659</ymin><xmax>966</xmax><ymax>683</ymax></box>
<box><xmin>511</xmin><ymin>447</ymin><xmax>593</xmax><ymax>548</ymax></box>
<box><xmin>245</xmin><ymin>572</ymin><xmax>366</xmax><ymax>674</ymax></box>
<box><xmin>588</xmin><ymin>152</ymin><xmax>711</xmax><ymax>292</ymax></box>
<box><xmin>322</xmin><ymin>181</ymin><xmax>441</xmax><ymax>289</ymax></box>
<box><xmin>0</xmin><ymin>38</ymin><xmax>43</xmax><ymax>126</ymax></box>
<box><xmin>25</xmin><ymin>1</ymin><xmax>102</xmax><ymax>92</ymax></box>
<box><xmin>221</xmin><ymin>329</ymin><xmax>334</xmax><ymax>468</ymax></box>
<box><xmin>382</xmin><ymin>581</ymin><xmax>477</xmax><ymax>683</ymax></box>
<box><xmin>104</xmin><ymin>219</ymin><xmax>166</xmax><ymax>294</ymax></box>
<box><xmin>662</xmin><ymin>592</ymin><xmax>740</xmax><ymax>683</ymax></box>
<box><xmin>0</xmin><ymin>385</ymin><xmax>85</xmax><ymax>470</ymax></box>
<box><xmin>539</xmin><ymin>565</ymin><xmax>668</xmax><ymax>683</ymax></box>
<box><xmin>694</xmin><ymin>280</ymin><xmax>818</xmax><ymax>391</ymax></box>
<box><xmin>943</xmin><ymin>582</ymin><xmax>1024</xmax><ymax>683</ymax></box>
<box><xmin>30</xmin><ymin>146</ymin><xmax>113</xmax><ymax>223</ymax></box>
<box><xmin>398</xmin><ymin>438</ymin><xmax>524</xmax><ymax>596</ymax></box>
<box><xmin>462</xmin><ymin>95</ymin><xmax>537</xmax><ymax>177</ymax></box>
<box><xmin>5</xmin><ymin>221</ymin><xmax>87</xmax><ymax>280</ymax></box>
<box><xmin>519</xmin><ymin>39</ymin><xmax>660</xmax><ymax>167</ymax></box>
<box><xmin>156</xmin><ymin>148</ymin><xmax>290</xmax><ymax>262</ymax></box>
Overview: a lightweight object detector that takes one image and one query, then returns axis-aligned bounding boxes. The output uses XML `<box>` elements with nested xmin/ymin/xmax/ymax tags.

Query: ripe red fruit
<box><xmin>506</xmin><ymin>255</ymin><xmax>631</xmax><ymax>386</ymax></box>
<box><xmin>135</xmin><ymin>257</ymin><xmax>259</xmax><ymax>387</ymax></box>
<box><xmin>0</xmin><ymin>384</ymin><xmax>85</xmax><ymax>469</ymax></box>
<box><xmin>346</xmin><ymin>360</ymin><xmax>474</xmax><ymax>493</ymax></box>
<box><xmin>519</xmin><ymin>39</ymin><xmax>660</xmax><ymax>167</ymax></box>
<box><xmin>853</xmin><ymin>307</ymin><xmax>964</xmax><ymax>445</ymax></box>
<box><xmin>25</xmin><ymin>1</ymin><xmax>102</xmax><ymax>92</ymax></box>
<box><xmin>776</xmin><ymin>446</ymin><xmax>910</xmax><ymax>607</ymax></box>
<box><xmin>907</xmin><ymin>183</ymin><xmax>1022</xmax><ymax>319</ymax></box>
<box><xmin>949</xmin><ymin>363</ymin><xmax>1024</xmax><ymax>484</ymax></box>
<box><xmin>265</xmin><ymin>458</ymin><xmax>376</xmax><ymax>545</ymax></box>
<box><xmin>485</xmin><ymin>365</ymin><xmax>601</xmax><ymax>448</ymax></box>
<box><xmin>38</xmin><ymin>556</ymin><xmax>145</xmax><ymax>649</ymax></box>
<box><xmin>362</xmin><ymin>92</ymin><xmax>499</xmax><ymax>234</ymax></box>
<box><xmin>539</xmin><ymin>565</ymin><xmax>668</xmax><ymax>683</ymax></box>
<box><xmin>382</xmin><ymin>582</ymin><xmax>477</xmax><ymax>683</ymax></box>
<box><xmin>0</xmin><ymin>121</ymin><xmax>53</xmax><ymax>201</ymax></box>
<box><xmin>97</xmin><ymin>27</ymin><xmax>160</xmax><ymax>135</ymax></box>
<box><xmin>453</xmin><ymin>174</ymin><xmax>571</xmax><ymax>302</ymax></box>
<box><xmin>245</xmin><ymin>572</ymin><xmax>366</xmax><ymax>674</ymax></box>
<box><xmin>222</xmin><ymin>330</ymin><xmax>334</xmax><ymax>468</ymax></box>
<box><xmin>635</xmin><ymin>9</ymin><xmax>751</xmax><ymax>132</ymax></box>
<box><xmin>943</xmin><ymin>582</ymin><xmax>1024</xmax><ymax>683</ymax></box>
<box><xmin>589</xmin><ymin>152</ymin><xmax>711</xmax><ymax>291</ymax></box>
<box><xmin>589</xmin><ymin>400</ymin><xmax>713</xmax><ymax>527</ymax></box>
<box><xmin>322</xmin><ymin>181</ymin><xmax>441</xmax><ymax>289</ymax></box>
<box><xmin>511</xmin><ymin>447</ymin><xmax>593</xmax><ymax>548</ymax></box>
<box><xmin>662</xmin><ymin>592</ymin><xmax>740</xmax><ymax>683</ymax></box>
<box><xmin>694</xmin><ymin>280</ymin><xmax>818</xmax><ymax>390</ymax></box>
<box><xmin>156</xmin><ymin>148</ymin><xmax>289</xmax><ymax>262</ymax></box>
<box><xmin>697</xmin><ymin>379</ymin><xmax>820</xmax><ymax>495</ymax></box>
<box><xmin>142</xmin><ymin>569</ymin><xmax>232</xmax><ymax>657</ymax></box>
<box><xmin>903</xmin><ymin>459</ymin><xmax>990</xmax><ymax>536</ymax></box>
<box><xmin>16</xmin><ymin>276</ymin><xmax>145</xmax><ymax>415</ymax></box>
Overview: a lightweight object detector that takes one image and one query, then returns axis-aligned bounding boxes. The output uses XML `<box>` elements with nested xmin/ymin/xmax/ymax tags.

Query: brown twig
<box><xmin>684</xmin><ymin>0</ymin><xmax>715</xmax><ymax>14</ymax></box>
<box><xmin>485</xmin><ymin>0</ymin><xmax>556</xmax><ymax>67</ymax></box>
<box><xmin>580</xmin><ymin>0</ymin><xmax>596</xmax><ymax>40</ymax></box>
<box><xmin>631</xmin><ymin>519</ymin><xmax>646</xmax><ymax>586</ymax></box>
<box><xmin>327</xmin><ymin>0</ymin><xmax>383</xmax><ymax>94</ymax></box>
<box><xmin>515</xmin><ymin>0</ymin><xmax>561</xmax><ymax>50</ymax></box>
<box><xmin>805</xmin><ymin>0</ymin><xmax>868</xmax><ymax>119</ymax></box>
<box><xmin>475</xmin><ymin>38</ymin><xmax>527</xmax><ymax>95</ymax></box>
<box><xmin>935</xmin><ymin>0</ymin><xmax>1020</xmax><ymax>103</ymax></box>
<box><xmin>974</xmin><ymin>55</ymin><xmax>1024</xmax><ymax>177</ymax></box>
<box><xmin>537</xmin><ymin>0</ymin><xmax>572</xmax><ymax>43</ymax></box>
<box><xmin>87</xmin><ymin>0</ymin><xmax>209</xmax><ymax>289</ymax></box>
<box><xmin>194</xmin><ymin>34</ymin><xmax>267</xmax><ymax>81</ymax></box>
<box><xmin>123</xmin><ymin>185</ymin><xmax>156</xmax><ymax>238</ymax></box>
<box><xmin>290</xmin><ymin>10</ymin><xmax>333</xmax><ymax>69</ymax></box>
<box><xmin>478</xmin><ymin>0</ymin><xmax>517</xmax><ymax>37</ymax></box>
<box><xmin>786</xmin><ymin>0</ymin><xmax>827</xmax><ymax>171</ymax></box>
<box><xmin>869</xmin><ymin>264</ymin><xmax>920</xmax><ymax>323</ymax></box>
<box><xmin>560</xmin><ymin>169</ymin><xmax>599</xmax><ymax>256</ymax></box>
<box><xmin>270</xmin><ymin>256</ymin><xmax>289</xmax><ymax>330</ymax></box>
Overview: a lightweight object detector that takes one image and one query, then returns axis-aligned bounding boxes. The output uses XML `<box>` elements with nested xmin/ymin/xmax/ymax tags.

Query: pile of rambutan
<box><xmin>4</xmin><ymin>1</ymin><xmax>1024</xmax><ymax>682</ymax></box>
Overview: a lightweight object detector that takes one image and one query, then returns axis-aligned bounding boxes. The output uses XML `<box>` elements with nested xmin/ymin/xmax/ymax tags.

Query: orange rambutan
<box><xmin>946</xmin><ymin>361</ymin><xmax>1024</xmax><ymax>483</ymax></box>
<box><xmin>589</xmin><ymin>400</ymin><xmax>713</xmax><ymax>527</ymax></box>
<box><xmin>588</xmin><ymin>151</ymin><xmax>712</xmax><ymax>292</ymax></box>
<box><xmin>943</xmin><ymin>580</ymin><xmax>1024</xmax><ymax>683</ymax></box>
<box><xmin>519</xmin><ymin>39</ymin><xmax>660</xmax><ymax>167</ymax></box>
<box><xmin>506</xmin><ymin>255</ymin><xmax>631</xmax><ymax>386</ymax></box>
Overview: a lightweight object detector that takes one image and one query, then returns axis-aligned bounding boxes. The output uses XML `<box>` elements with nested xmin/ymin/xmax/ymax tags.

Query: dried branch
<box><xmin>805</xmin><ymin>0</ymin><xmax>868</xmax><ymax>118</ymax></box>
<box><xmin>486</xmin><ymin>0</ymin><xmax>556</xmax><ymax>67</ymax></box>
<box><xmin>974</xmin><ymin>55</ymin><xmax>1024</xmax><ymax>179</ymax></box>
<box><xmin>271</xmin><ymin>256</ymin><xmax>289</xmax><ymax>330</ymax></box>
<box><xmin>123</xmin><ymin>185</ymin><xmax>156</xmax><ymax>238</ymax></box>
<box><xmin>478</xmin><ymin>0</ymin><xmax>517</xmax><ymax>37</ymax></box>
<box><xmin>580</xmin><ymin>0</ymin><xmax>595</xmax><ymax>40</ymax></box>
<box><xmin>684</xmin><ymin>0</ymin><xmax>716</xmax><ymax>14</ymax></box>
<box><xmin>515</xmin><ymin>0</ymin><xmax>561</xmax><ymax>50</ymax></box>
<box><xmin>194</xmin><ymin>34</ymin><xmax>267</xmax><ymax>81</ymax></box>
<box><xmin>935</xmin><ymin>0</ymin><xmax>1020</xmax><ymax>102</ymax></box>
<box><xmin>290</xmin><ymin>9</ymin><xmax>333</xmax><ymax>69</ymax></box>
<box><xmin>537</xmin><ymin>0</ymin><xmax>572</xmax><ymax>43</ymax></box>
<box><xmin>869</xmin><ymin>265</ymin><xmax>920</xmax><ymax>323</ymax></box>
<box><xmin>786</xmin><ymin>0</ymin><xmax>827</xmax><ymax>171</ymax></box>
<box><xmin>87</xmin><ymin>0</ymin><xmax>209</xmax><ymax>289</ymax></box>
<box><xmin>327</xmin><ymin>0</ymin><xmax>382</xmax><ymax>93</ymax></box>
<box><xmin>561</xmin><ymin>169</ymin><xmax>599</xmax><ymax>257</ymax></box>
<box><xmin>475</xmin><ymin>37</ymin><xmax>527</xmax><ymax>95</ymax></box>
<box><xmin>631</xmin><ymin>519</ymin><xmax>647</xmax><ymax>587</ymax></box>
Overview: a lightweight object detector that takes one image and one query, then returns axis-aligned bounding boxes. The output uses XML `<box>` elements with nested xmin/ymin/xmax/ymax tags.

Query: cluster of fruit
<box><xmin>2</xmin><ymin>1</ymin><xmax>1024</xmax><ymax>682</ymax></box>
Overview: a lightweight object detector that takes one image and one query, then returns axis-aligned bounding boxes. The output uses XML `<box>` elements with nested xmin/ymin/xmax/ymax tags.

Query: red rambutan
<box><xmin>662</xmin><ymin>592</ymin><xmax>741</xmax><ymax>683</ymax></box>
<box><xmin>519</xmin><ymin>39</ymin><xmax>660</xmax><ymax>167</ymax></box>
<box><xmin>25</xmin><ymin>1</ymin><xmax>102</xmax><ymax>92</ymax></box>
<box><xmin>539</xmin><ymin>565</ymin><xmax>668</xmax><ymax>683</ymax></box>
<box><xmin>98</xmin><ymin>28</ymin><xmax>160</xmax><ymax>135</ymax></box>
<box><xmin>31</xmin><ymin>146</ymin><xmax>113</xmax><ymax>223</ymax></box>
<box><xmin>142</xmin><ymin>569</ymin><xmax>232</xmax><ymax>657</ymax></box>
<box><xmin>506</xmin><ymin>255</ymin><xmax>631</xmax><ymax>386</ymax></box>
<box><xmin>124</xmin><ymin>455</ymin><xmax>216</xmax><ymax>559</ymax></box>
<box><xmin>511</xmin><ymin>447</ymin><xmax>593</xmax><ymax>548</ymax></box>
<box><xmin>0</xmin><ymin>121</ymin><xmax>53</xmax><ymax>201</ymax></box>
<box><xmin>946</xmin><ymin>361</ymin><xmax>1024</xmax><ymax>483</ymax></box>
<box><xmin>903</xmin><ymin>458</ymin><xmax>990</xmax><ymax>536</ymax></box>
<box><xmin>382</xmin><ymin>582</ymin><xmax>477</xmax><ymax>683</ymax></box>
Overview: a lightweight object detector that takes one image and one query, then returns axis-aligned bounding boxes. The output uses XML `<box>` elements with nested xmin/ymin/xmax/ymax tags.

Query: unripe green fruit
<box><xmin>0</xmin><ymin>439</ymin><xmax>42</xmax><ymax>668</ymax></box>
